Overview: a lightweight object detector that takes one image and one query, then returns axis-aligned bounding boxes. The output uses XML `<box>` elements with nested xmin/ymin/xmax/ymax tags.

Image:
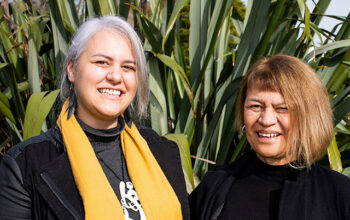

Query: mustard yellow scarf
<box><xmin>57</xmin><ymin>100</ymin><xmax>182</xmax><ymax>219</ymax></box>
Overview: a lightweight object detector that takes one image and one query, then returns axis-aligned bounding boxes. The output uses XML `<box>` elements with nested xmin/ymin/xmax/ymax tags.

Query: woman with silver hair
<box><xmin>0</xmin><ymin>16</ymin><xmax>189</xmax><ymax>220</ymax></box>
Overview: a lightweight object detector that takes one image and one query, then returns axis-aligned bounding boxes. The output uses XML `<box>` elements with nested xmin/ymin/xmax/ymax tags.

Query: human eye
<box><xmin>276</xmin><ymin>106</ymin><xmax>288</xmax><ymax>113</ymax></box>
<box><xmin>249</xmin><ymin>104</ymin><xmax>263</xmax><ymax>112</ymax></box>
<box><xmin>123</xmin><ymin>65</ymin><xmax>136</xmax><ymax>72</ymax></box>
<box><xmin>94</xmin><ymin>60</ymin><xmax>109</xmax><ymax>66</ymax></box>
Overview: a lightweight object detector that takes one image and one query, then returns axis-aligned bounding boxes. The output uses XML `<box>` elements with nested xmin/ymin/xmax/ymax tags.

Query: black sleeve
<box><xmin>0</xmin><ymin>154</ymin><xmax>31</xmax><ymax>219</ymax></box>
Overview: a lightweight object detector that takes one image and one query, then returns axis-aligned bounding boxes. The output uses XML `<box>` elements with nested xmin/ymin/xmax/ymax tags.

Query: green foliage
<box><xmin>132</xmin><ymin>0</ymin><xmax>350</xmax><ymax>181</ymax></box>
<box><xmin>0</xmin><ymin>0</ymin><xmax>349</xmax><ymax>189</ymax></box>
<box><xmin>23</xmin><ymin>90</ymin><xmax>59</xmax><ymax>140</ymax></box>
<box><xmin>164</xmin><ymin>133</ymin><xmax>195</xmax><ymax>192</ymax></box>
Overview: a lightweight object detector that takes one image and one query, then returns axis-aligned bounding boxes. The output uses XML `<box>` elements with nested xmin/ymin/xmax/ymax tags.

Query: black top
<box><xmin>0</xmin><ymin>122</ymin><xmax>190</xmax><ymax>220</ymax></box>
<box><xmin>76</xmin><ymin>116</ymin><xmax>143</xmax><ymax>220</ymax></box>
<box><xmin>76</xmin><ymin>116</ymin><xmax>128</xmax><ymax>196</ymax></box>
<box><xmin>219</xmin><ymin>154</ymin><xmax>299</xmax><ymax>220</ymax></box>
<box><xmin>189</xmin><ymin>150</ymin><xmax>350</xmax><ymax>220</ymax></box>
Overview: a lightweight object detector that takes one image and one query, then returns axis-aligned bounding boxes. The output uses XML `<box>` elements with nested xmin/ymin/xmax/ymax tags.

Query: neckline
<box><xmin>253</xmin><ymin>153</ymin><xmax>300</xmax><ymax>182</ymax></box>
<box><xmin>76</xmin><ymin>116</ymin><xmax>125</xmax><ymax>137</ymax></box>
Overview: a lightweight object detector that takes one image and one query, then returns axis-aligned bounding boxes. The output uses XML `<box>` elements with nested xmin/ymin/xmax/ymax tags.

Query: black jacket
<box><xmin>189</xmin><ymin>151</ymin><xmax>350</xmax><ymax>220</ymax></box>
<box><xmin>0</xmin><ymin>126</ymin><xmax>190</xmax><ymax>220</ymax></box>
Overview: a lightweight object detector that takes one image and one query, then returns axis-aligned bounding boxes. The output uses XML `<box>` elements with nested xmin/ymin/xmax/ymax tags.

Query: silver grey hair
<box><xmin>60</xmin><ymin>16</ymin><xmax>149</xmax><ymax>118</ymax></box>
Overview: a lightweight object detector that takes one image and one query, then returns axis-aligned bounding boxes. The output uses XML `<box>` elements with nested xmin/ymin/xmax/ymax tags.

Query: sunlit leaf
<box><xmin>148</xmin><ymin>55</ymin><xmax>168</xmax><ymax>135</ymax></box>
<box><xmin>28</xmin><ymin>37</ymin><xmax>41</xmax><ymax>94</ymax></box>
<box><xmin>48</xmin><ymin>0</ymin><xmax>69</xmax><ymax>82</ymax></box>
<box><xmin>56</xmin><ymin>0</ymin><xmax>78</xmax><ymax>34</ymax></box>
<box><xmin>23</xmin><ymin>90</ymin><xmax>60</xmax><ymax>140</ymax></box>
<box><xmin>163</xmin><ymin>0</ymin><xmax>190</xmax><ymax>50</ymax></box>
<box><xmin>0</xmin><ymin>94</ymin><xmax>16</xmax><ymax>123</ymax></box>
<box><xmin>304</xmin><ymin>39</ymin><xmax>350</xmax><ymax>61</ymax></box>
<box><xmin>335</xmin><ymin>122</ymin><xmax>350</xmax><ymax>135</ymax></box>
<box><xmin>164</xmin><ymin>133</ymin><xmax>194</xmax><ymax>193</ymax></box>
<box><xmin>327</xmin><ymin>132</ymin><xmax>343</xmax><ymax>173</ymax></box>
<box><xmin>98</xmin><ymin>0</ymin><xmax>116</xmax><ymax>15</ymax></box>
<box><xmin>0</xmin><ymin>62</ymin><xmax>8</xmax><ymax>69</ymax></box>
<box><xmin>155</xmin><ymin>53</ymin><xmax>194</xmax><ymax>110</ymax></box>
<box><xmin>342</xmin><ymin>167</ymin><xmax>350</xmax><ymax>177</ymax></box>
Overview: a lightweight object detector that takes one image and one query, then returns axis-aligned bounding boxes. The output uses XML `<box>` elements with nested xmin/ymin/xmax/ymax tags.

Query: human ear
<box><xmin>67</xmin><ymin>61</ymin><xmax>75</xmax><ymax>83</ymax></box>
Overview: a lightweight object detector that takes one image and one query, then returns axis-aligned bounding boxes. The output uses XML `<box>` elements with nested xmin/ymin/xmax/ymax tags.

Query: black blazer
<box><xmin>189</xmin><ymin>151</ymin><xmax>350</xmax><ymax>220</ymax></box>
<box><xmin>0</xmin><ymin>126</ymin><xmax>190</xmax><ymax>220</ymax></box>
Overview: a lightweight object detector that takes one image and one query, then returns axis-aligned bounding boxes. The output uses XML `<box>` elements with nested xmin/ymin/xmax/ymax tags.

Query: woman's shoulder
<box><xmin>137</xmin><ymin>125</ymin><xmax>162</xmax><ymax>141</ymax></box>
<box><xmin>137</xmin><ymin>126</ymin><xmax>178</xmax><ymax>148</ymax></box>
<box><xmin>136</xmin><ymin>125</ymin><xmax>180</xmax><ymax>163</ymax></box>
<box><xmin>308</xmin><ymin>164</ymin><xmax>350</xmax><ymax>217</ymax></box>
<box><xmin>311</xmin><ymin>164</ymin><xmax>350</xmax><ymax>191</ymax></box>
<box><xmin>190</xmin><ymin>152</ymin><xmax>256</xmax><ymax>201</ymax></box>
<box><xmin>4</xmin><ymin>127</ymin><xmax>63</xmax><ymax>161</ymax></box>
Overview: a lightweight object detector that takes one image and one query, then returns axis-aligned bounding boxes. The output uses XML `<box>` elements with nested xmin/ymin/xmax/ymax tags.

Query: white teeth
<box><xmin>99</xmin><ymin>89</ymin><xmax>121</xmax><ymax>96</ymax></box>
<box><xmin>258</xmin><ymin>133</ymin><xmax>279</xmax><ymax>138</ymax></box>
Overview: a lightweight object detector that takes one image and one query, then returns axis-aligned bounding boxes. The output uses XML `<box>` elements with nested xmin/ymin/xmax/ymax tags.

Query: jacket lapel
<box><xmin>278</xmin><ymin>172</ymin><xmax>311</xmax><ymax>220</ymax></box>
<box><xmin>35</xmin><ymin>152</ymin><xmax>83</xmax><ymax>220</ymax></box>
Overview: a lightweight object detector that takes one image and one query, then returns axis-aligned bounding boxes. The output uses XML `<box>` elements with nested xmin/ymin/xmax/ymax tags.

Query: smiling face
<box><xmin>244</xmin><ymin>87</ymin><xmax>291</xmax><ymax>165</ymax></box>
<box><xmin>67</xmin><ymin>29</ymin><xmax>137</xmax><ymax>129</ymax></box>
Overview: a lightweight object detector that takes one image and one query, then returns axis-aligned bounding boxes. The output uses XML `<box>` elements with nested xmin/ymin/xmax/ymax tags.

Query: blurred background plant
<box><xmin>0</xmin><ymin>0</ymin><xmax>349</xmax><ymax>193</ymax></box>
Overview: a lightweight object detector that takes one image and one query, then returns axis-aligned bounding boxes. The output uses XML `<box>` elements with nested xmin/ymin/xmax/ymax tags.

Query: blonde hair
<box><xmin>235</xmin><ymin>54</ymin><xmax>333</xmax><ymax>168</ymax></box>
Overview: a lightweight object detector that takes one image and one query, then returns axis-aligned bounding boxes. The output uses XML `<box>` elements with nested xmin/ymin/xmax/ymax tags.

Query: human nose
<box><xmin>258</xmin><ymin>108</ymin><xmax>277</xmax><ymax>126</ymax></box>
<box><xmin>106</xmin><ymin>65</ymin><xmax>122</xmax><ymax>83</ymax></box>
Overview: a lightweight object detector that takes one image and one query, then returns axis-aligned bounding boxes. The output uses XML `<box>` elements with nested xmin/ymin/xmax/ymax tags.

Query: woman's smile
<box><xmin>67</xmin><ymin>29</ymin><xmax>138</xmax><ymax>129</ymax></box>
<box><xmin>257</xmin><ymin>130</ymin><xmax>281</xmax><ymax>141</ymax></box>
<box><xmin>98</xmin><ymin>88</ymin><xmax>122</xmax><ymax>96</ymax></box>
<box><xmin>244</xmin><ymin>88</ymin><xmax>290</xmax><ymax>165</ymax></box>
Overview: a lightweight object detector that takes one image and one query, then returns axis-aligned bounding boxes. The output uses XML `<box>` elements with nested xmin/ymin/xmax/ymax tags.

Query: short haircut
<box><xmin>60</xmin><ymin>16</ymin><xmax>148</xmax><ymax>118</ymax></box>
<box><xmin>235</xmin><ymin>54</ymin><xmax>333</xmax><ymax>168</ymax></box>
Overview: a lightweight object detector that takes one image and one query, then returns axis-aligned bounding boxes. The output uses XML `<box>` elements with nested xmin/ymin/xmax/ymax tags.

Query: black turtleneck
<box><xmin>76</xmin><ymin>116</ymin><xmax>130</xmax><ymax>198</ymax></box>
<box><xmin>218</xmin><ymin>153</ymin><xmax>299</xmax><ymax>220</ymax></box>
<box><xmin>76</xmin><ymin>116</ymin><xmax>143</xmax><ymax>220</ymax></box>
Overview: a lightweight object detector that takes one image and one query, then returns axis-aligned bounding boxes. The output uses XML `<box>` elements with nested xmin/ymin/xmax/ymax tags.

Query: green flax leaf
<box><xmin>163</xmin><ymin>0</ymin><xmax>190</xmax><ymax>50</ymax></box>
<box><xmin>164</xmin><ymin>133</ymin><xmax>194</xmax><ymax>193</ymax></box>
<box><xmin>23</xmin><ymin>90</ymin><xmax>60</xmax><ymax>140</ymax></box>
<box><xmin>155</xmin><ymin>53</ymin><xmax>194</xmax><ymax>111</ymax></box>
<box><xmin>327</xmin><ymin>132</ymin><xmax>343</xmax><ymax>173</ymax></box>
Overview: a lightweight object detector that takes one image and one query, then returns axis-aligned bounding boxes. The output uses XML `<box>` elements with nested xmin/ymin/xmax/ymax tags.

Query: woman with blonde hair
<box><xmin>189</xmin><ymin>54</ymin><xmax>350</xmax><ymax>220</ymax></box>
<box><xmin>0</xmin><ymin>16</ymin><xmax>189</xmax><ymax>220</ymax></box>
